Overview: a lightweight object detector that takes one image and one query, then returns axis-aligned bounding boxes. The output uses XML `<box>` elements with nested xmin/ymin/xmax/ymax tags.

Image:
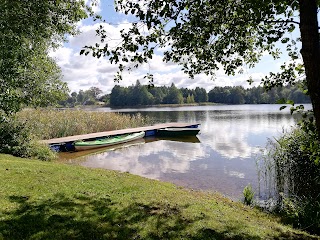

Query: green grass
<box><xmin>0</xmin><ymin>154</ymin><xmax>318</xmax><ymax>240</ymax></box>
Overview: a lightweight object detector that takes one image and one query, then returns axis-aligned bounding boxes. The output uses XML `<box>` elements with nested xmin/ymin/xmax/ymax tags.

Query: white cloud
<box><xmin>50</xmin><ymin>47</ymin><xmax>117</xmax><ymax>93</ymax></box>
<box><xmin>50</xmin><ymin>14</ymin><xmax>285</xmax><ymax>94</ymax></box>
<box><xmin>49</xmin><ymin>47</ymin><xmax>73</xmax><ymax>65</ymax></box>
<box><xmin>49</xmin><ymin>22</ymin><xmax>141</xmax><ymax>93</ymax></box>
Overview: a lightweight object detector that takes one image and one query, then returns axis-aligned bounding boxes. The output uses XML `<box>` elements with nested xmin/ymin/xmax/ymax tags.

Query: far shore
<box><xmin>57</xmin><ymin>102</ymin><xmax>298</xmax><ymax>110</ymax></box>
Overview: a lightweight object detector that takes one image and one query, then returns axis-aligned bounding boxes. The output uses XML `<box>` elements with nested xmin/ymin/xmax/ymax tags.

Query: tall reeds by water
<box><xmin>257</xmin><ymin>126</ymin><xmax>320</xmax><ymax>234</ymax></box>
<box><xmin>17</xmin><ymin>109</ymin><xmax>152</xmax><ymax>140</ymax></box>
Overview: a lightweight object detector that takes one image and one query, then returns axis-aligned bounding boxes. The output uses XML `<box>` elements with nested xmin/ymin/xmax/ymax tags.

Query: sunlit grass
<box><xmin>17</xmin><ymin>108</ymin><xmax>152</xmax><ymax>140</ymax></box>
<box><xmin>0</xmin><ymin>154</ymin><xmax>318</xmax><ymax>239</ymax></box>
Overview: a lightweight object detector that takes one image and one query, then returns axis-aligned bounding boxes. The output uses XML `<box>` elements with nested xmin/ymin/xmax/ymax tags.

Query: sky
<box><xmin>49</xmin><ymin>0</ymin><xmax>295</xmax><ymax>95</ymax></box>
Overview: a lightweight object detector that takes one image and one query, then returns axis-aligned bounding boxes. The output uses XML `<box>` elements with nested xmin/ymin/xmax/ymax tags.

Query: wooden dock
<box><xmin>42</xmin><ymin>122</ymin><xmax>200</xmax><ymax>145</ymax></box>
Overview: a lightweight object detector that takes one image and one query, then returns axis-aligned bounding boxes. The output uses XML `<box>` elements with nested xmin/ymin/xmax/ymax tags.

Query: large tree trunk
<box><xmin>299</xmin><ymin>0</ymin><xmax>320</xmax><ymax>137</ymax></box>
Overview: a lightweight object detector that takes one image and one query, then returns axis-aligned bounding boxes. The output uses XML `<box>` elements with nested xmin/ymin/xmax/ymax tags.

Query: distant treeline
<box><xmin>59</xmin><ymin>81</ymin><xmax>310</xmax><ymax>107</ymax></box>
<box><xmin>109</xmin><ymin>80</ymin><xmax>310</xmax><ymax>107</ymax></box>
<box><xmin>208</xmin><ymin>84</ymin><xmax>310</xmax><ymax>105</ymax></box>
<box><xmin>59</xmin><ymin>87</ymin><xmax>107</xmax><ymax>107</ymax></box>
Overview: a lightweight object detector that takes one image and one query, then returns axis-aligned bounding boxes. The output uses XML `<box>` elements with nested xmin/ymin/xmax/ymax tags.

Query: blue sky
<box><xmin>49</xmin><ymin>0</ymin><xmax>300</xmax><ymax>94</ymax></box>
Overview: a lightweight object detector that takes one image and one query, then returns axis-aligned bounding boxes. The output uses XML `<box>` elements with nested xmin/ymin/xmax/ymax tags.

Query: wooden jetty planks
<box><xmin>42</xmin><ymin>122</ymin><xmax>200</xmax><ymax>145</ymax></box>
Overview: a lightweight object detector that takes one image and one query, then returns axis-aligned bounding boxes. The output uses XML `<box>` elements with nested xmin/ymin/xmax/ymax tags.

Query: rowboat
<box><xmin>74</xmin><ymin>131</ymin><xmax>145</xmax><ymax>151</ymax></box>
<box><xmin>157</xmin><ymin>128</ymin><xmax>200</xmax><ymax>137</ymax></box>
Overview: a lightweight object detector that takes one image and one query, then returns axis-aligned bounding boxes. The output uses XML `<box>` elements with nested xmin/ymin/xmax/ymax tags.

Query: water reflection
<box><xmin>76</xmin><ymin>137</ymin><xmax>205</xmax><ymax>180</ymax></box>
<box><xmin>58</xmin><ymin>138</ymin><xmax>146</xmax><ymax>161</ymax></box>
<box><xmin>136</xmin><ymin>109</ymin><xmax>294</xmax><ymax>160</ymax></box>
<box><xmin>147</xmin><ymin>136</ymin><xmax>201</xmax><ymax>143</ymax></box>
<box><xmin>200</xmin><ymin>112</ymin><xmax>292</xmax><ymax>159</ymax></box>
<box><xmin>60</xmin><ymin>105</ymin><xmax>311</xmax><ymax>199</ymax></box>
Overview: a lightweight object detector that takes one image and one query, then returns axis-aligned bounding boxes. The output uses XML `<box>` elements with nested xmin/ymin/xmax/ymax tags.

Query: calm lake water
<box><xmin>59</xmin><ymin>104</ymin><xmax>311</xmax><ymax>200</ymax></box>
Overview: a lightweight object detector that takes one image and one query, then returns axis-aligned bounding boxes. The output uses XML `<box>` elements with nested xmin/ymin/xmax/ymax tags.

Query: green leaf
<box><xmin>279</xmin><ymin>105</ymin><xmax>287</xmax><ymax>111</ymax></box>
<box><xmin>286</xmin><ymin>100</ymin><xmax>294</xmax><ymax>105</ymax></box>
<box><xmin>276</xmin><ymin>98</ymin><xmax>286</xmax><ymax>104</ymax></box>
<box><xmin>290</xmin><ymin>106</ymin><xmax>295</xmax><ymax>115</ymax></box>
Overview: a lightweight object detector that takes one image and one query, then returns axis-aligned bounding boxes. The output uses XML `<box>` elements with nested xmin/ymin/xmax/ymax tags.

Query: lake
<box><xmin>59</xmin><ymin>104</ymin><xmax>311</xmax><ymax>200</ymax></box>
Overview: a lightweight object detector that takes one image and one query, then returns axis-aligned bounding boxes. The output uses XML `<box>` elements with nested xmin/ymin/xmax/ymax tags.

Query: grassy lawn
<box><xmin>0</xmin><ymin>154</ymin><xmax>318</xmax><ymax>240</ymax></box>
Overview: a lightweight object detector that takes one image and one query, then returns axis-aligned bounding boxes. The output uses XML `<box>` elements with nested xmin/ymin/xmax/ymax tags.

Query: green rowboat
<box><xmin>74</xmin><ymin>131</ymin><xmax>145</xmax><ymax>151</ymax></box>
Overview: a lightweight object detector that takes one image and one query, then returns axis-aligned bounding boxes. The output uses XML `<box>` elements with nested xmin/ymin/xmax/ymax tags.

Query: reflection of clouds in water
<box><xmin>198</xmin><ymin>164</ymin><xmax>208</xmax><ymax>170</ymax></box>
<box><xmin>74</xmin><ymin>105</ymin><xmax>313</xmax><ymax>198</ymax></box>
<box><xmin>81</xmin><ymin>140</ymin><xmax>207</xmax><ymax>180</ymax></box>
<box><xmin>141</xmin><ymin>107</ymin><xmax>296</xmax><ymax>160</ymax></box>
<box><xmin>199</xmin><ymin>112</ymin><xmax>294</xmax><ymax>159</ymax></box>
<box><xmin>224</xmin><ymin>166</ymin><xmax>245</xmax><ymax>179</ymax></box>
<box><xmin>200</xmin><ymin>122</ymin><xmax>261</xmax><ymax>159</ymax></box>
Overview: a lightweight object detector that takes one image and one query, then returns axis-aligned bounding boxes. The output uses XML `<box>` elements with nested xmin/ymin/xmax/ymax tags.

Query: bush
<box><xmin>0</xmin><ymin>115</ymin><xmax>31</xmax><ymax>157</ymax></box>
<box><xmin>258</xmin><ymin>122</ymin><xmax>320</xmax><ymax>234</ymax></box>
<box><xmin>281</xmin><ymin>196</ymin><xmax>320</xmax><ymax>233</ymax></box>
<box><xmin>28</xmin><ymin>140</ymin><xmax>57</xmax><ymax>161</ymax></box>
<box><xmin>243</xmin><ymin>184</ymin><xmax>255</xmax><ymax>206</ymax></box>
<box><xmin>0</xmin><ymin>114</ymin><xmax>56</xmax><ymax>160</ymax></box>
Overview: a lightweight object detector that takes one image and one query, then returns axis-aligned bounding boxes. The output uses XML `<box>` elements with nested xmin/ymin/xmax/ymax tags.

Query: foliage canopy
<box><xmin>84</xmin><ymin>0</ymin><xmax>320</xmax><ymax>135</ymax></box>
<box><xmin>0</xmin><ymin>0</ymin><xmax>91</xmax><ymax>114</ymax></box>
<box><xmin>85</xmin><ymin>0</ymin><xmax>302</xmax><ymax>81</ymax></box>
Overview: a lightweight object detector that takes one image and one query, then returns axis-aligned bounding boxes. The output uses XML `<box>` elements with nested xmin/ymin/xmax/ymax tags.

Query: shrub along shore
<box><xmin>0</xmin><ymin>109</ymin><xmax>153</xmax><ymax>160</ymax></box>
<box><xmin>0</xmin><ymin>154</ymin><xmax>319</xmax><ymax>239</ymax></box>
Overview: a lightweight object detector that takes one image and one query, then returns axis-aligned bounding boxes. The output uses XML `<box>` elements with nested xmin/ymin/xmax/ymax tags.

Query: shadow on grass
<box><xmin>0</xmin><ymin>194</ymin><xmax>315</xmax><ymax>240</ymax></box>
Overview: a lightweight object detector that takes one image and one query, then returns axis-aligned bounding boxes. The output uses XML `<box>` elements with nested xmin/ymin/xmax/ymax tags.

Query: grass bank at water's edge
<box><xmin>0</xmin><ymin>154</ymin><xmax>318</xmax><ymax>239</ymax></box>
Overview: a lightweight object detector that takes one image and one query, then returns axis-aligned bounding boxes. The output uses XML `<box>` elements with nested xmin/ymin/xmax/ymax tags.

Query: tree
<box><xmin>110</xmin><ymin>85</ymin><xmax>127</xmax><ymax>107</ymax></box>
<box><xmin>139</xmin><ymin>85</ymin><xmax>154</xmax><ymax>105</ymax></box>
<box><xmin>186</xmin><ymin>94</ymin><xmax>195</xmax><ymax>104</ymax></box>
<box><xmin>0</xmin><ymin>0</ymin><xmax>91</xmax><ymax>115</ymax></box>
<box><xmin>194</xmin><ymin>87</ymin><xmax>208</xmax><ymax>103</ymax></box>
<box><xmin>230</xmin><ymin>87</ymin><xmax>245</xmax><ymax>104</ymax></box>
<box><xmin>164</xmin><ymin>83</ymin><xmax>184</xmax><ymax>104</ymax></box>
<box><xmin>76</xmin><ymin>90</ymin><xmax>86</xmax><ymax>105</ymax></box>
<box><xmin>129</xmin><ymin>80</ymin><xmax>143</xmax><ymax>105</ymax></box>
<box><xmin>148</xmin><ymin>87</ymin><xmax>166</xmax><ymax>104</ymax></box>
<box><xmin>86</xmin><ymin>87</ymin><xmax>103</xmax><ymax>101</ymax></box>
<box><xmin>85</xmin><ymin>0</ymin><xmax>320</xmax><ymax>136</ymax></box>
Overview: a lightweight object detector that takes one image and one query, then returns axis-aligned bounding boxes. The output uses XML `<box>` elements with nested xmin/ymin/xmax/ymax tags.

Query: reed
<box><xmin>17</xmin><ymin>108</ymin><xmax>152</xmax><ymax>140</ymax></box>
<box><xmin>257</xmin><ymin>126</ymin><xmax>320</xmax><ymax>234</ymax></box>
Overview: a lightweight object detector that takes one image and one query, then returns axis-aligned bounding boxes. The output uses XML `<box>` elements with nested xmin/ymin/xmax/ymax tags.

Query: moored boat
<box><xmin>157</xmin><ymin>127</ymin><xmax>200</xmax><ymax>137</ymax></box>
<box><xmin>74</xmin><ymin>131</ymin><xmax>145</xmax><ymax>151</ymax></box>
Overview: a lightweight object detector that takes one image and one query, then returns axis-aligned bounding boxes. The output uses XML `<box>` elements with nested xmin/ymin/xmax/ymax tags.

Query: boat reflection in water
<box><xmin>58</xmin><ymin>138</ymin><xmax>146</xmax><ymax>161</ymax></box>
<box><xmin>146</xmin><ymin>135</ymin><xmax>201</xmax><ymax>143</ymax></box>
<box><xmin>58</xmin><ymin>135</ymin><xmax>200</xmax><ymax>161</ymax></box>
